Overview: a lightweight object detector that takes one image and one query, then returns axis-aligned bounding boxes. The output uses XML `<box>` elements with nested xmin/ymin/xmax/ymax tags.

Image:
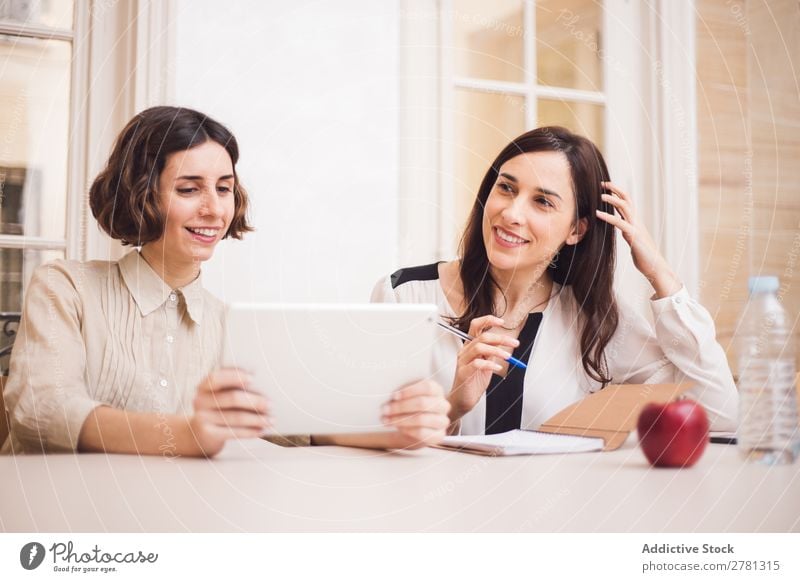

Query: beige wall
<box><xmin>697</xmin><ymin>0</ymin><xmax>800</xmax><ymax>374</ymax></box>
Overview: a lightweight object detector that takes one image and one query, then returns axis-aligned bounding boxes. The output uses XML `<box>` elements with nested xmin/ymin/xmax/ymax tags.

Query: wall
<box><xmin>172</xmin><ymin>0</ymin><xmax>400</xmax><ymax>303</ymax></box>
<box><xmin>747</xmin><ymin>0</ymin><xmax>800</xmax><ymax>364</ymax></box>
<box><xmin>696</xmin><ymin>0</ymin><xmax>800</xmax><ymax>371</ymax></box>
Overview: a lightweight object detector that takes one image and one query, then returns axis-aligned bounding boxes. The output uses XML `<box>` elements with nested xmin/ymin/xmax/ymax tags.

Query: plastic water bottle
<box><xmin>737</xmin><ymin>276</ymin><xmax>799</xmax><ymax>464</ymax></box>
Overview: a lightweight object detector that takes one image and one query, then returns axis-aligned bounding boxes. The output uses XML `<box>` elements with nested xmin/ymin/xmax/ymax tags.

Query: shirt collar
<box><xmin>181</xmin><ymin>273</ymin><xmax>205</xmax><ymax>325</ymax></box>
<box><xmin>118</xmin><ymin>250</ymin><xmax>205</xmax><ymax>325</ymax></box>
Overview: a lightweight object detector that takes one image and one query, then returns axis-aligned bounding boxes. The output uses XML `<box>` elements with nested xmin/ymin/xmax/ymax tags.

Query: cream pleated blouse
<box><xmin>1</xmin><ymin>250</ymin><xmax>226</xmax><ymax>453</ymax></box>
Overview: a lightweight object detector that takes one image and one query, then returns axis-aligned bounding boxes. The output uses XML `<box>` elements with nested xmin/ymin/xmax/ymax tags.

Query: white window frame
<box><xmin>0</xmin><ymin>2</ymin><xmax>83</xmax><ymax>260</ymax></box>
<box><xmin>645</xmin><ymin>0</ymin><xmax>699</xmax><ymax>297</ymax></box>
<box><xmin>76</xmin><ymin>0</ymin><xmax>176</xmax><ymax>262</ymax></box>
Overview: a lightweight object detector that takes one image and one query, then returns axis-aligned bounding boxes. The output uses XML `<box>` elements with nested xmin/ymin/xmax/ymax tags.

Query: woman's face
<box><xmin>149</xmin><ymin>140</ymin><xmax>236</xmax><ymax>266</ymax></box>
<box><xmin>481</xmin><ymin>151</ymin><xmax>587</xmax><ymax>276</ymax></box>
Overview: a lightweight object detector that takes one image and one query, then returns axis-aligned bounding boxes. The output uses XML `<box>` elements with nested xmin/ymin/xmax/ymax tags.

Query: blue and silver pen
<box><xmin>436</xmin><ymin>321</ymin><xmax>527</xmax><ymax>370</ymax></box>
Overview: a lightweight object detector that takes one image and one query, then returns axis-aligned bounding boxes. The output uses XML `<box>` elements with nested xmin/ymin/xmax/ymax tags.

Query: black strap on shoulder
<box><xmin>484</xmin><ymin>312</ymin><xmax>544</xmax><ymax>435</ymax></box>
<box><xmin>390</xmin><ymin>262</ymin><xmax>441</xmax><ymax>289</ymax></box>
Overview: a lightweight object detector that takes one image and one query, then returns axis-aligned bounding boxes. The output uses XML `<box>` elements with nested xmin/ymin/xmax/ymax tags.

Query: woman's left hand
<box><xmin>595</xmin><ymin>181</ymin><xmax>682</xmax><ymax>298</ymax></box>
<box><xmin>310</xmin><ymin>380</ymin><xmax>450</xmax><ymax>450</ymax></box>
<box><xmin>380</xmin><ymin>379</ymin><xmax>451</xmax><ymax>449</ymax></box>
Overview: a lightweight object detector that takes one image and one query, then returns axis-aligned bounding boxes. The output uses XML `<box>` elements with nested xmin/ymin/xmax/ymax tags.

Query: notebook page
<box><xmin>441</xmin><ymin>429</ymin><xmax>604</xmax><ymax>455</ymax></box>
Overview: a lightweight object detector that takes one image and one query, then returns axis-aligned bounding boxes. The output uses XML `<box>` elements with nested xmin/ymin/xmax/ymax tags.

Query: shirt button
<box><xmin>169</xmin><ymin>293</ymin><xmax>177</xmax><ymax>302</ymax></box>
<box><xmin>675</xmin><ymin>296</ymin><xmax>683</xmax><ymax>304</ymax></box>
<box><xmin>166</xmin><ymin>335</ymin><xmax>174</xmax><ymax>343</ymax></box>
<box><xmin>159</xmin><ymin>379</ymin><xmax>168</xmax><ymax>387</ymax></box>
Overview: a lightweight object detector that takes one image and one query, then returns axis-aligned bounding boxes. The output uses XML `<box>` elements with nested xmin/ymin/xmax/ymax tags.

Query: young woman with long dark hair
<box><xmin>373</xmin><ymin>126</ymin><xmax>737</xmax><ymax>435</ymax></box>
<box><xmin>2</xmin><ymin>106</ymin><xmax>449</xmax><ymax>456</ymax></box>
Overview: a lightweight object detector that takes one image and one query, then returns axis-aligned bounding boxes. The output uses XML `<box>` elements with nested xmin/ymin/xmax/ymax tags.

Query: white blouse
<box><xmin>372</xmin><ymin>267</ymin><xmax>738</xmax><ymax>434</ymax></box>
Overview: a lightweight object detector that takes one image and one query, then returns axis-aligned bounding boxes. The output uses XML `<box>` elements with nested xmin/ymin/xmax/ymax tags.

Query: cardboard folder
<box><xmin>537</xmin><ymin>383</ymin><xmax>694</xmax><ymax>450</ymax></box>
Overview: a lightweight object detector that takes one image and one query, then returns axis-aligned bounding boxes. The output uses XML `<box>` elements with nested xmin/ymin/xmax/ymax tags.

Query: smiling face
<box><xmin>145</xmin><ymin>140</ymin><xmax>236</xmax><ymax>269</ymax></box>
<box><xmin>481</xmin><ymin>150</ymin><xmax>587</xmax><ymax>278</ymax></box>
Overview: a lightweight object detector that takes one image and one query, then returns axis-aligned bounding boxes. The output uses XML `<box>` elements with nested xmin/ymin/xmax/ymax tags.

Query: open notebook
<box><xmin>437</xmin><ymin>383</ymin><xmax>695</xmax><ymax>456</ymax></box>
<box><xmin>437</xmin><ymin>430</ymin><xmax>604</xmax><ymax>456</ymax></box>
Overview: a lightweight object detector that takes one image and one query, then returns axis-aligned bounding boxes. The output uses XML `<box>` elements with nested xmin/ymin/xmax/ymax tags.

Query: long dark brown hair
<box><xmin>454</xmin><ymin>126</ymin><xmax>618</xmax><ymax>384</ymax></box>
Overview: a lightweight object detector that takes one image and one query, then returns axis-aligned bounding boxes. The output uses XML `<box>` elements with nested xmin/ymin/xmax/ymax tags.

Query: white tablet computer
<box><xmin>223</xmin><ymin>303</ymin><xmax>438</xmax><ymax>435</ymax></box>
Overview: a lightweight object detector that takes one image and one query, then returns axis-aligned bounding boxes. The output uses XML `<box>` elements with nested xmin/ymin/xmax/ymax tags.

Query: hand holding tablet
<box><xmin>189</xmin><ymin>368</ymin><xmax>272</xmax><ymax>456</ymax></box>
<box><xmin>379</xmin><ymin>379</ymin><xmax>451</xmax><ymax>448</ymax></box>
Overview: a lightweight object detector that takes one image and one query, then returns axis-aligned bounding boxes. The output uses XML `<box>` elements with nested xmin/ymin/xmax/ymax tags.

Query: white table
<box><xmin>1</xmin><ymin>438</ymin><xmax>798</xmax><ymax>532</ymax></box>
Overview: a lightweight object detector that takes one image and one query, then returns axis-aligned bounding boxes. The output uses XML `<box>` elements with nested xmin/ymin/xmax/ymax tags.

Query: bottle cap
<box><xmin>748</xmin><ymin>276</ymin><xmax>779</xmax><ymax>294</ymax></box>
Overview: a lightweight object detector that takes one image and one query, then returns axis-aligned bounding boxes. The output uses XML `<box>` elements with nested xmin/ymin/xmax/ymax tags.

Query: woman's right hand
<box><xmin>448</xmin><ymin>315</ymin><xmax>519</xmax><ymax>424</ymax></box>
<box><xmin>188</xmin><ymin>368</ymin><xmax>271</xmax><ymax>457</ymax></box>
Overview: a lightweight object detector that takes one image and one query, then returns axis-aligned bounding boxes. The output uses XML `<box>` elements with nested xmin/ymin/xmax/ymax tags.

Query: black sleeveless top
<box><xmin>391</xmin><ymin>263</ymin><xmax>542</xmax><ymax>434</ymax></box>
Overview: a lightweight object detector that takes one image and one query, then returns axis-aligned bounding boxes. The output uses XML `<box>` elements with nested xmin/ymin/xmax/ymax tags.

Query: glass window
<box><xmin>0</xmin><ymin>1</ymin><xmax>74</xmax><ymax>365</ymax></box>
<box><xmin>453</xmin><ymin>89</ymin><xmax>526</xmax><ymax>230</ymax></box>
<box><xmin>453</xmin><ymin>0</ymin><xmax>525</xmax><ymax>83</ymax></box>
<box><xmin>0</xmin><ymin>0</ymin><xmax>74</xmax><ymax>29</ymax></box>
<box><xmin>536</xmin><ymin>0</ymin><xmax>603</xmax><ymax>91</ymax></box>
<box><xmin>0</xmin><ymin>248</ymin><xmax>63</xmax><ymax>372</ymax></box>
<box><xmin>446</xmin><ymin>1</ymin><xmax>606</xmax><ymax>246</ymax></box>
<box><xmin>0</xmin><ymin>35</ymin><xmax>71</xmax><ymax>239</ymax></box>
<box><xmin>537</xmin><ymin>99</ymin><xmax>604</xmax><ymax>147</ymax></box>
<box><xmin>0</xmin><ymin>248</ymin><xmax>64</xmax><ymax>311</ymax></box>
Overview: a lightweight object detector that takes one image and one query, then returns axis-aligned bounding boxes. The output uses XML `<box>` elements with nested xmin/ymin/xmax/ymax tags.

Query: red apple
<box><xmin>637</xmin><ymin>399</ymin><xmax>709</xmax><ymax>467</ymax></box>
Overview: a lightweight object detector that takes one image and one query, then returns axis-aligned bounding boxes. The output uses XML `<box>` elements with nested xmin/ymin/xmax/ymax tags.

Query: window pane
<box><xmin>537</xmin><ymin>99</ymin><xmax>604</xmax><ymax>148</ymax></box>
<box><xmin>0</xmin><ymin>35</ymin><xmax>71</xmax><ymax>239</ymax></box>
<box><xmin>453</xmin><ymin>0</ymin><xmax>525</xmax><ymax>82</ymax></box>
<box><xmin>0</xmin><ymin>247</ymin><xmax>63</xmax><ymax>372</ymax></box>
<box><xmin>0</xmin><ymin>0</ymin><xmax>74</xmax><ymax>29</ymax></box>
<box><xmin>0</xmin><ymin>247</ymin><xmax>62</xmax><ymax>311</ymax></box>
<box><xmin>453</xmin><ymin>89</ymin><xmax>526</xmax><ymax>231</ymax></box>
<box><xmin>536</xmin><ymin>0</ymin><xmax>603</xmax><ymax>91</ymax></box>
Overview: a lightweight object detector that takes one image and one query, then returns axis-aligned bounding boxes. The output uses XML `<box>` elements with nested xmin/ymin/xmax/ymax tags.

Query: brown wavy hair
<box><xmin>89</xmin><ymin>106</ymin><xmax>253</xmax><ymax>246</ymax></box>
<box><xmin>453</xmin><ymin>126</ymin><xmax>618</xmax><ymax>384</ymax></box>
